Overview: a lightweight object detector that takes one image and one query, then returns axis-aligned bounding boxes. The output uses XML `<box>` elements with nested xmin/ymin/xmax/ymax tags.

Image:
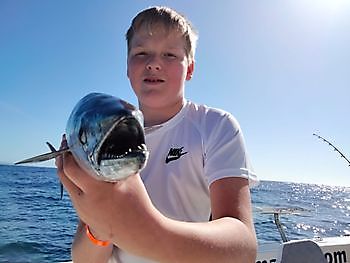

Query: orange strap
<box><xmin>85</xmin><ymin>224</ymin><xmax>110</xmax><ymax>247</ymax></box>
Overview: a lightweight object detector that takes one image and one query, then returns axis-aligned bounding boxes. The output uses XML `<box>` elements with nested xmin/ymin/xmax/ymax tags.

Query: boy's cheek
<box><xmin>126</xmin><ymin>61</ymin><xmax>139</xmax><ymax>78</ymax></box>
<box><xmin>127</xmin><ymin>60</ymin><xmax>142</xmax><ymax>75</ymax></box>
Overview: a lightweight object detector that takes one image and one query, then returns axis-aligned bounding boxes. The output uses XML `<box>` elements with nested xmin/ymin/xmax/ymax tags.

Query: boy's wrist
<box><xmin>85</xmin><ymin>224</ymin><xmax>111</xmax><ymax>247</ymax></box>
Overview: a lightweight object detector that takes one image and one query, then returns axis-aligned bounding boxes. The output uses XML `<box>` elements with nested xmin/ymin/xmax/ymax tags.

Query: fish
<box><xmin>15</xmin><ymin>93</ymin><xmax>149</xmax><ymax>182</ymax></box>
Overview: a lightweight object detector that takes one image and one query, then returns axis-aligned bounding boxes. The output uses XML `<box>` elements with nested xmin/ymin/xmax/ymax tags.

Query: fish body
<box><xmin>16</xmin><ymin>93</ymin><xmax>148</xmax><ymax>182</ymax></box>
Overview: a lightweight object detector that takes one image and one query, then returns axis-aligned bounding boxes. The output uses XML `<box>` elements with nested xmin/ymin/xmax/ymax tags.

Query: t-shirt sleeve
<box><xmin>203</xmin><ymin>110</ymin><xmax>259</xmax><ymax>187</ymax></box>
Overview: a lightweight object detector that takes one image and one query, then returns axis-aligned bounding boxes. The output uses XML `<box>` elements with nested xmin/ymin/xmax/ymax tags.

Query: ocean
<box><xmin>0</xmin><ymin>164</ymin><xmax>349</xmax><ymax>263</ymax></box>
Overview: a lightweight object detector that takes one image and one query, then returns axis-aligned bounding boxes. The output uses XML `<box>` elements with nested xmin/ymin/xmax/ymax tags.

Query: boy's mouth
<box><xmin>144</xmin><ymin>77</ymin><xmax>165</xmax><ymax>83</ymax></box>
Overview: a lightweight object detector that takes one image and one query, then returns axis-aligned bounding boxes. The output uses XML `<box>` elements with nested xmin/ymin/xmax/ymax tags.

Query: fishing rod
<box><xmin>313</xmin><ymin>133</ymin><xmax>350</xmax><ymax>167</ymax></box>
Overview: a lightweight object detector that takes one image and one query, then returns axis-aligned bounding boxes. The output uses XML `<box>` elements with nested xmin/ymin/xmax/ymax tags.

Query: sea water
<box><xmin>0</xmin><ymin>165</ymin><xmax>349</xmax><ymax>262</ymax></box>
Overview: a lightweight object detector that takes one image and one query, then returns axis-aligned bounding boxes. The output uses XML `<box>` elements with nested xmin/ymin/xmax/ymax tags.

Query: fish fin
<box><xmin>60</xmin><ymin>183</ymin><xmax>64</xmax><ymax>200</ymax></box>
<box><xmin>45</xmin><ymin>142</ymin><xmax>65</xmax><ymax>200</ymax></box>
<box><xmin>14</xmin><ymin>148</ymin><xmax>70</xmax><ymax>164</ymax></box>
<box><xmin>46</xmin><ymin>141</ymin><xmax>57</xmax><ymax>152</ymax></box>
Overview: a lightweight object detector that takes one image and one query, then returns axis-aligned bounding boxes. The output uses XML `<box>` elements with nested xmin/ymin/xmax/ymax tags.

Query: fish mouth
<box><xmin>96</xmin><ymin>116</ymin><xmax>147</xmax><ymax>166</ymax></box>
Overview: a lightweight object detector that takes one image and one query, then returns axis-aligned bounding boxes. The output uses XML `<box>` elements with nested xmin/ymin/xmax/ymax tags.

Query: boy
<box><xmin>56</xmin><ymin>6</ymin><xmax>258</xmax><ymax>263</ymax></box>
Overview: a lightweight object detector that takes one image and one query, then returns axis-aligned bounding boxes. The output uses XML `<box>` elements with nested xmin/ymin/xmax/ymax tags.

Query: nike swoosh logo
<box><xmin>165</xmin><ymin>147</ymin><xmax>188</xmax><ymax>164</ymax></box>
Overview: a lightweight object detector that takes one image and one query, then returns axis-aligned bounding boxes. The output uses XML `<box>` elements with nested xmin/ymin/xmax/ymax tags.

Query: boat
<box><xmin>256</xmin><ymin>207</ymin><xmax>350</xmax><ymax>262</ymax></box>
<box><xmin>257</xmin><ymin>235</ymin><xmax>350</xmax><ymax>263</ymax></box>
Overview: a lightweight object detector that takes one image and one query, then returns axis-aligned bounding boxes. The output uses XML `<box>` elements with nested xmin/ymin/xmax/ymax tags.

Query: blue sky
<box><xmin>1</xmin><ymin>0</ymin><xmax>349</xmax><ymax>186</ymax></box>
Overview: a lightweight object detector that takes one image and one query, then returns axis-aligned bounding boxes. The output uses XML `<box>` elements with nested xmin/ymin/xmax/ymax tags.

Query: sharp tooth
<box><xmin>138</xmin><ymin>145</ymin><xmax>146</xmax><ymax>150</ymax></box>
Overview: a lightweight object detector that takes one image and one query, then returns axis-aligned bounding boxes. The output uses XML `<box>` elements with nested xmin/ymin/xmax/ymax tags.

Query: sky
<box><xmin>1</xmin><ymin>0</ymin><xmax>349</xmax><ymax>187</ymax></box>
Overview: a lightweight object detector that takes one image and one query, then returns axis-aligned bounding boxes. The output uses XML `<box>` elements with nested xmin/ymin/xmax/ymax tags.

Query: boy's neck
<box><xmin>141</xmin><ymin>99</ymin><xmax>185</xmax><ymax>127</ymax></box>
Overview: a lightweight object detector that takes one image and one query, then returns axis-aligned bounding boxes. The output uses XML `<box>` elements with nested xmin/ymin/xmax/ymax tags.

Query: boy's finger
<box><xmin>56</xmin><ymin>134</ymin><xmax>88</xmax><ymax>192</ymax></box>
<box><xmin>57</xmin><ymin>163</ymin><xmax>83</xmax><ymax>198</ymax></box>
<box><xmin>55</xmin><ymin>134</ymin><xmax>66</xmax><ymax>170</ymax></box>
<box><xmin>62</xmin><ymin>152</ymin><xmax>94</xmax><ymax>193</ymax></box>
<box><xmin>60</xmin><ymin>134</ymin><xmax>68</xmax><ymax>150</ymax></box>
<box><xmin>55</xmin><ymin>146</ymin><xmax>83</xmax><ymax>198</ymax></box>
<box><xmin>58</xmin><ymin>134</ymin><xmax>101</xmax><ymax>194</ymax></box>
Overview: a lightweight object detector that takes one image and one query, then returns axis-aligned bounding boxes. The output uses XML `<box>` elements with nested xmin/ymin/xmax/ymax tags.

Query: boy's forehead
<box><xmin>136</xmin><ymin>23</ymin><xmax>181</xmax><ymax>37</ymax></box>
<box><xmin>130</xmin><ymin>25</ymin><xmax>185</xmax><ymax>48</ymax></box>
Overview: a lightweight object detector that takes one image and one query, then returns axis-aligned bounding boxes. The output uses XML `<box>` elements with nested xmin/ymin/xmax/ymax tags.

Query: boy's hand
<box><xmin>55</xmin><ymin>136</ymin><xmax>159</xmax><ymax>248</ymax></box>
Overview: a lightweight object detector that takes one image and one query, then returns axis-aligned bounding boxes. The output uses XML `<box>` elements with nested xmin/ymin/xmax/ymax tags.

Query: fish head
<box><xmin>66</xmin><ymin>93</ymin><xmax>148</xmax><ymax>181</ymax></box>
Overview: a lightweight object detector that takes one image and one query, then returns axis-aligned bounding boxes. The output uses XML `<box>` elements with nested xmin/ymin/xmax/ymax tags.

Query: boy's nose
<box><xmin>146</xmin><ymin>57</ymin><xmax>161</xmax><ymax>71</ymax></box>
<box><xmin>146</xmin><ymin>64</ymin><xmax>161</xmax><ymax>71</ymax></box>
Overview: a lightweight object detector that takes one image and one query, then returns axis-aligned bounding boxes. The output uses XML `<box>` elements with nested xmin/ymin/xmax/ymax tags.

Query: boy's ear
<box><xmin>186</xmin><ymin>62</ymin><xmax>195</xmax><ymax>81</ymax></box>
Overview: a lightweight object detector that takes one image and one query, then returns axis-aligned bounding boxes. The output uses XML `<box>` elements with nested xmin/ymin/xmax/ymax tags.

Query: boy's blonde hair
<box><xmin>126</xmin><ymin>6</ymin><xmax>198</xmax><ymax>63</ymax></box>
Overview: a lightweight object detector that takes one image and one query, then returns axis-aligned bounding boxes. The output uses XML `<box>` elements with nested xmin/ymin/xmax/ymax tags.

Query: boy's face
<box><xmin>127</xmin><ymin>25</ymin><xmax>194</xmax><ymax>111</ymax></box>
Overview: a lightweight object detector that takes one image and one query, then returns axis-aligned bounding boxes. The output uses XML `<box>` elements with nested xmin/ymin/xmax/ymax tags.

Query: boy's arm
<box><xmin>58</xmin><ymin>153</ymin><xmax>256</xmax><ymax>263</ymax></box>
<box><xmin>209</xmin><ymin>177</ymin><xmax>257</xmax><ymax>261</ymax></box>
<box><xmin>153</xmin><ymin>177</ymin><xmax>257</xmax><ymax>263</ymax></box>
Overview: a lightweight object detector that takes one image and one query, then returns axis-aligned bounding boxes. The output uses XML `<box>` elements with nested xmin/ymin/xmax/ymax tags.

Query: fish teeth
<box><xmin>102</xmin><ymin>153</ymin><xmax>118</xmax><ymax>159</ymax></box>
<box><xmin>138</xmin><ymin>144</ymin><xmax>147</xmax><ymax>151</ymax></box>
<box><xmin>100</xmin><ymin>145</ymin><xmax>147</xmax><ymax>161</ymax></box>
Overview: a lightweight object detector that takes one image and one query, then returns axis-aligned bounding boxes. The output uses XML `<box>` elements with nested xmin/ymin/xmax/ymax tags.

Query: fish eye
<box><xmin>79</xmin><ymin>130</ymin><xmax>87</xmax><ymax>144</ymax></box>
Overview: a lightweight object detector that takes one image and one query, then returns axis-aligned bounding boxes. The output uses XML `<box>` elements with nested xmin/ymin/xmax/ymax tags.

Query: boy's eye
<box><xmin>135</xmin><ymin>51</ymin><xmax>146</xmax><ymax>56</ymax></box>
<box><xmin>134</xmin><ymin>52</ymin><xmax>147</xmax><ymax>57</ymax></box>
<box><xmin>164</xmin><ymin>53</ymin><xmax>177</xmax><ymax>58</ymax></box>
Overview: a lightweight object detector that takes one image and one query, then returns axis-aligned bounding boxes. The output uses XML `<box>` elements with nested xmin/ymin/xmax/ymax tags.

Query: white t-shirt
<box><xmin>109</xmin><ymin>100</ymin><xmax>258</xmax><ymax>263</ymax></box>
